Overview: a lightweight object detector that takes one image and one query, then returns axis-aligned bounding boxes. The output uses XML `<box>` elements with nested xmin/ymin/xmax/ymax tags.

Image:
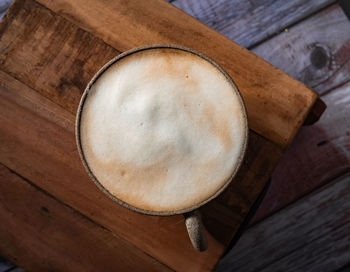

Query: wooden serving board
<box><xmin>0</xmin><ymin>0</ymin><xmax>325</xmax><ymax>271</ymax></box>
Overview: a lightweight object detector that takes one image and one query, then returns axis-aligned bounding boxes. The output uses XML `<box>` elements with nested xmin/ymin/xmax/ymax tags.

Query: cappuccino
<box><xmin>78</xmin><ymin>47</ymin><xmax>247</xmax><ymax>213</ymax></box>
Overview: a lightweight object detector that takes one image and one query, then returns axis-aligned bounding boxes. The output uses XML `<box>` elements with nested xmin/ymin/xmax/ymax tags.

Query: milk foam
<box><xmin>80</xmin><ymin>48</ymin><xmax>247</xmax><ymax>213</ymax></box>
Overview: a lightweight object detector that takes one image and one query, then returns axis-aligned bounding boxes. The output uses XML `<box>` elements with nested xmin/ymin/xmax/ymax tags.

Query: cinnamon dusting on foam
<box><xmin>80</xmin><ymin>48</ymin><xmax>246</xmax><ymax>212</ymax></box>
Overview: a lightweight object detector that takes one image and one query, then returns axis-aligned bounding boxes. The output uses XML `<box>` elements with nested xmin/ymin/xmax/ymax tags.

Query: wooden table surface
<box><xmin>171</xmin><ymin>0</ymin><xmax>350</xmax><ymax>271</ymax></box>
<box><xmin>1</xmin><ymin>0</ymin><xmax>348</xmax><ymax>271</ymax></box>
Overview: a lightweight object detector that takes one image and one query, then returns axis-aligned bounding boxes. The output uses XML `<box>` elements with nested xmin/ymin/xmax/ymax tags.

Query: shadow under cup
<box><xmin>75</xmin><ymin>44</ymin><xmax>248</xmax><ymax>251</ymax></box>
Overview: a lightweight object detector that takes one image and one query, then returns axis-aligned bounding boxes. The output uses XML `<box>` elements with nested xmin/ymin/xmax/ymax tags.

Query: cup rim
<box><xmin>75</xmin><ymin>44</ymin><xmax>249</xmax><ymax>216</ymax></box>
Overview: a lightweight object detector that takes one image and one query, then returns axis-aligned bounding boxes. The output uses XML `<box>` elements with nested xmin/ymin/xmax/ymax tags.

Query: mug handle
<box><xmin>184</xmin><ymin>210</ymin><xmax>208</xmax><ymax>251</ymax></box>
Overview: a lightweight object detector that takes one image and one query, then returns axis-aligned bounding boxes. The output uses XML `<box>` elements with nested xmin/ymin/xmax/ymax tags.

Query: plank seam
<box><xmin>0</xmin><ymin>70</ymin><xmax>78</xmax><ymax>121</ymax></box>
<box><xmin>250</xmin><ymin>167</ymin><xmax>350</xmax><ymax>227</ymax></box>
<box><xmin>249</xmin><ymin>1</ymin><xmax>338</xmax><ymax>50</ymax></box>
<box><xmin>258</xmin><ymin>219</ymin><xmax>350</xmax><ymax>271</ymax></box>
<box><xmin>319</xmin><ymin>77</ymin><xmax>350</xmax><ymax>97</ymax></box>
<box><xmin>0</xmin><ymin>162</ymin><xmax>175</xmax><ymax>272</ymax></box>
<box><xmin>226</xmin><ymin>171</ymin><xmax>350</xmax><ymax>271</ymax></box>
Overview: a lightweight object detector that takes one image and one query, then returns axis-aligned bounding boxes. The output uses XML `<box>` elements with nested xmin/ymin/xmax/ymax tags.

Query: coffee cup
<box><xmin>76</xmin><ymin>45</ymin><xmax>248</xmax><ymax>251</ymax></box>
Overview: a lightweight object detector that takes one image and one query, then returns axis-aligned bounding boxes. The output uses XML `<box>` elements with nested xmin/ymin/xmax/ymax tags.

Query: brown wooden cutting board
<box><xmin>0</xmin><ymin>0</ymin><xmax>325</xmax><ymax>271</ymax></box>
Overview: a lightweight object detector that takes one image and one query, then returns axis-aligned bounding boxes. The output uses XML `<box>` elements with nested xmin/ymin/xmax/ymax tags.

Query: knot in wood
<box><xmin>310</xmin><ymin>45</ymin><xmax>329</xmax><ymax>69</ymax></box>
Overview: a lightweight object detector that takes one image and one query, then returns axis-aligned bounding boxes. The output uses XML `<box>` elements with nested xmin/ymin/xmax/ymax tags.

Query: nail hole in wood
<box><xmin>41</xmin><ymin>206</ymin><xmax>50</xmax><ymax>213</ymax></box>
<box><xmin>317</xmin><ymin>140</ymin><xmax>328</xmax><ymax>146</ymax></box>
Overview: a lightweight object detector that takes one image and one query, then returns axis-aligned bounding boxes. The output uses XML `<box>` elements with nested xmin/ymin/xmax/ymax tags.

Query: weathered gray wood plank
<box><xmin>216</xmin><ymin>172</ymin><xmax>350</xmax><ymax>272</ymax></box>
<box><xmin>246</xmin><ymin>3</ymin><xmax>350</xmax><ymax>224</ymax></box>
<box><xmin>253</xmin><ymin>4</ymin><xmax>350</xmax><ymax>94</ymax></box>
<box><xmin>253</xmin><ymin>80</ymin><xmax>350</xmax><ymax>223</ymax></box>
<box><xmin>172</xmin><ymin>0</ymin><xmax>335</xmax><ymax>48</ymax></box>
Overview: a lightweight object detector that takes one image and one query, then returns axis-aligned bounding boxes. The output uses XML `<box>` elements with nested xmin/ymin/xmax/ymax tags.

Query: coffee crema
<box><xmin>78</xmin><ymin>47</ymin><xmax>247</xmax><ymax>213</ymax></box>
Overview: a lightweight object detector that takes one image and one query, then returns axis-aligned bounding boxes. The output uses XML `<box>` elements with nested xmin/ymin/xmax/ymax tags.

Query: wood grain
<box><xmin>253</xmin><ymin>4</ymin><xmax>350</xmax><ymax>95</ymax></box>
<box><xmin>0</xmin><ymin>65</ymin><xmax>283</xmax><ymax>271</ymax></box>
<box><xmin>252</xmin><ymin>78</ymin><xmax>350</xmax><ymax>223</ymax></box>
<box><xmin>32</xmin><ymin>0</ymin><xmax>320</xmax><ymax>148</ymax></box>
<box><xmin>0</xmin><ymin>70</ymin><xmax>224</xmax><ymax>272</ymax></box>
<box><xmin>217</xmin><ymin>172</ymin><xmax>350</xmax><ymax>272</ymax></box>
<box><xmin>0</xmin><ymin>0</ymin><xmax>118</xmax><ymax>114</ymax></box>
<box><xmin>172</xmin><ymin>0</ymin><xmax>334</xmax><ymax>48</ymax></box>
<box><xmin>0</xmin><ymin>164</ymin><xmax>171</xmax><ymax>272</ymax></box>
<box><xmin>0</xmin><ymin>0</ymin><xmax>325</xmax><ymax>270</ymax></box>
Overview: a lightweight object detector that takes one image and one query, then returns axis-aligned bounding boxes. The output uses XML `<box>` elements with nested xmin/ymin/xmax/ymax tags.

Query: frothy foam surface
<box><xmin>79</xmin><ymin>48</ymin><xmax>247</xmax><ymax>213</ymax></box>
